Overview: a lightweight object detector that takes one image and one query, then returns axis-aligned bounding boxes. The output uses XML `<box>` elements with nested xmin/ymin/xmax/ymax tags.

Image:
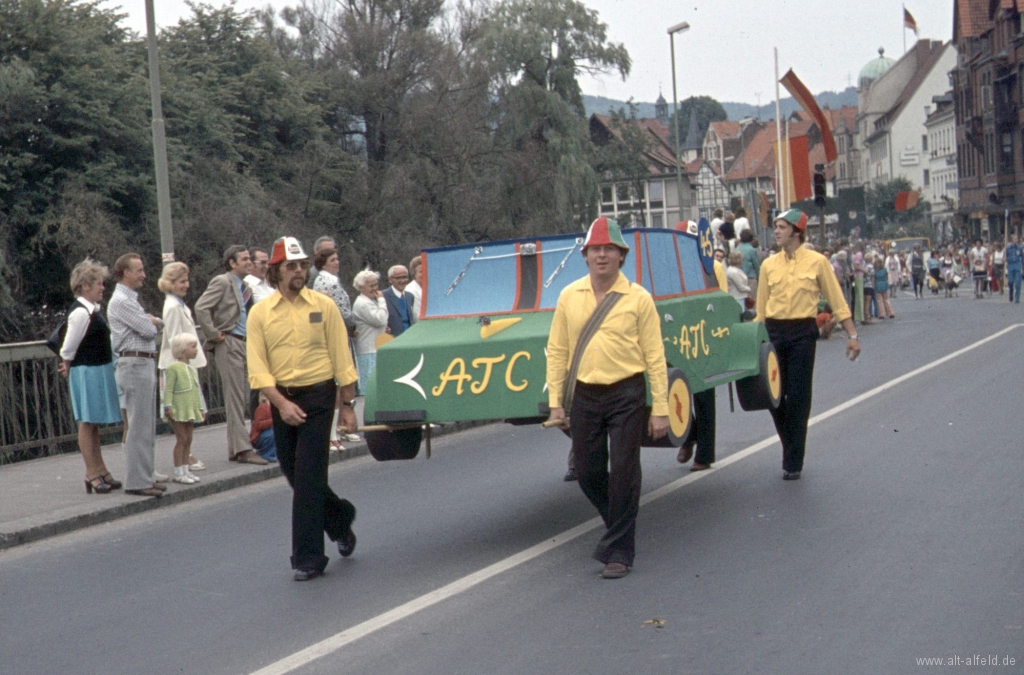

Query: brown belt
<box><xmin>117</xmin><ymin>351</ymin><xmax>157</xmax><ymax>359</ymax></box>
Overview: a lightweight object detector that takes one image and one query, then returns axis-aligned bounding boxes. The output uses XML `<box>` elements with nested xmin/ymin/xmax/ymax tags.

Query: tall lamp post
<box><xmin>668</xmin><ymin>21</ymin><xmax>690</xmax><ymax>224</ymax></box>
<box><xmin>145</xmin><ymin>0</ymin><xmax>175</xmax><ymax>265</ymax></box>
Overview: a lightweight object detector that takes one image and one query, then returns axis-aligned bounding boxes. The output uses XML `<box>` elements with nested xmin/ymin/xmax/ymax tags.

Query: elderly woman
<box><xmin>312</xmin><ymin>248</ymin><xmax>360</xmax><ymax>445</ymax></box>
<box><xmin>58</xmin><ymin>259</ymin><xmax>123</xmax><ymax>494</ymax></box>
<box><xmin>157</xmin><ymin>262</ymin><xmax>207</xmax><ymax>474</ymax></box>
<box><xmin>312</xmin><ymin>248</ymin><xmax>357</xmax><ymax>334</ymax></box>
<box><xmin>351</xmin><ymin>268</ymin><xmax>388</xmax><ymax>394</ymax></box>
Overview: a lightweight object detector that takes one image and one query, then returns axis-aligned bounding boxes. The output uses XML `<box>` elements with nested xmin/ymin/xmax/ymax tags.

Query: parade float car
<box><xmin>361</xmin><ymin>220</ymin><xmax>781</xmax><ymax>460</ymax></box>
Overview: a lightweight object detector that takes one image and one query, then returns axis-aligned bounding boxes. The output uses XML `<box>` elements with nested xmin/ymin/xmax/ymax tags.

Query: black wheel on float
<box><xmin>736</xmin><ymin>341</ymin><xmax>782</xmax><ymax>411</ymax></box>
<box><xmin>643</xmin><ymin>367</ymin><xmax>692</xmax><ymax>447</ymax></box>
<box><xmin>365</xmin><ymin>427</ymin><xmax>422</xmax><ymax>461</ymax></box>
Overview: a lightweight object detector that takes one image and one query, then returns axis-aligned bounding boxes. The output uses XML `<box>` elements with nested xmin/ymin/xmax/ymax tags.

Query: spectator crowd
<box><xmin>57</xmin><ymin>236</ymin><xmax>422</xmax><ymax>499</ymax></box>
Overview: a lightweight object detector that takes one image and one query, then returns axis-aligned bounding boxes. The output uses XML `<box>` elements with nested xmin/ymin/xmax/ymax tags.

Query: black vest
<box><xmin>69</xmin><ymin>300</ymin><xmax>114</xmax><ymax>367</ymax></box>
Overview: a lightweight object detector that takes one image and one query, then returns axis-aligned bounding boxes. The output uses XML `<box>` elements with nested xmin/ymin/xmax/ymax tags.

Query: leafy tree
<box><xmin>0</xmin><ymin>0</ymin><xmax>152</xmax><ymax>313</ymax></box>
<box><xmin>481</xmin><ymin>0</ymin><xmax>630</xmax><ymax>232</ymax></box>
<box><xmin>866</xmin><ymin>177</ymin><xmax>928</xmax><ymax>236</ymax></box>
<box><xmin>668</xmin><ymin>95</ymin><xmax>727</xmax><ymax>149</ymax></box>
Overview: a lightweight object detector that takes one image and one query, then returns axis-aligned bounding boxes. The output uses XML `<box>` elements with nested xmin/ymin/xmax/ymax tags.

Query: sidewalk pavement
<box><xmin>0</xmin><ymin>421</ymin><xmax>473</xmax><ymax>551</ymax></box>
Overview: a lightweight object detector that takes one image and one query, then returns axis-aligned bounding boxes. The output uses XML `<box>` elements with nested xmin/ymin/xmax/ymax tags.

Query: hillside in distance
<box><xmin>583</xmin><ymin>87</ymin><xmax>858</xmax><ymax>121</ymax></box>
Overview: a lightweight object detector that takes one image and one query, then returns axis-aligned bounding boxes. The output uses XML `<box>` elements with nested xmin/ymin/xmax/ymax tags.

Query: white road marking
<box><xmin>249</xmin><ymin>323</ymin><xmax>1023</xmax><ymax>675</ymax></box>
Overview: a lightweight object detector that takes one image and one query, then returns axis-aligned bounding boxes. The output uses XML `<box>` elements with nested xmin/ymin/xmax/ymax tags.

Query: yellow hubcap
<box><xmin>668</xmin><ymin>377</ymin><xmax>690</xmax><ymax>438</ymax></box>
<box><xmin>767</xmin><ymin>350</ymin><xmax>781</xmax><ymax>401</ymax></box>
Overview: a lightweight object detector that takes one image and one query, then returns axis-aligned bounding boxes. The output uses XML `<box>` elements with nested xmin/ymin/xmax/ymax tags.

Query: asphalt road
<box><xmin>2</xmin><ymin>291</ymin><xmax>1022</xmax><ymax>675</ymax></box>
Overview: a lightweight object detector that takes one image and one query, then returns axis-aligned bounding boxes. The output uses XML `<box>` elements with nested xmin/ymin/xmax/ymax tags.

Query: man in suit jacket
<box><xmin>382</xmin><ymin>265</ymin><xmax>417</xmax><ymax>337</ymax></box>
<box><xmin>194</xmin><ymin>245</ymin><xmax>267</xmax><ymax>464</ymax></box>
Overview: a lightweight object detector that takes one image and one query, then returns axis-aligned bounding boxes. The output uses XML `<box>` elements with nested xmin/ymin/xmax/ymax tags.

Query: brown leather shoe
<box><xmin>125</xmin><ymin>487</ymin><xmax>163</xmax><ymax>498</ymax></box>
<box><xmin>233</xmin><ymin>450</ymin><xmax>269</xmax><ymax>465</ymax></box>
<box><xmin>676</xmin><ymin>441</ymin><xmax>694</xmax><ymax>464</ymax></box>
<box><xmin>690</xmin><ymin>462</ymin><xmax>711</xmax><ymax>472</ymax></box>
<box><xmin>601</xmin><ymin>562</ymin><xmax>630</xmax><ymax>579</ymax></box>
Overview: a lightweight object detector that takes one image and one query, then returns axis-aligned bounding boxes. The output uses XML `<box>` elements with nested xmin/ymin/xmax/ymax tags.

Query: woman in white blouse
<box><xmin>351</xmin><ymin>269</ymin><xmax>389</xmax><ymax>394</ymax></box>
<box><xmin>58</xmin><ymin>259</ymin><xmax>123</xmax><ymax>494</ymax></box>
<box><xmin>726</xmin><ymin>250</ymin><xmax>752</xmax><ymax>302</ymax></box>
<box><xmin>158</xmin><ymin>262</ymin><xmax>207</xmax><ymax>472</ymax></box>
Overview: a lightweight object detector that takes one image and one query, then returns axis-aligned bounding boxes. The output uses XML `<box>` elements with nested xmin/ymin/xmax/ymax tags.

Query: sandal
<box><xmin>85</xmin><ymin>475</ymin><xmax>114</xmax><ymax>494</ymax></box>
<box><xmin>100</xmin><ymin>473</ymin><xmax>123</xmax><ymax>490</ymax></box>
<box><xmin>189</xmin><ymin>459</ymin><xmax>206</xmax><ymax>471</ymax></box>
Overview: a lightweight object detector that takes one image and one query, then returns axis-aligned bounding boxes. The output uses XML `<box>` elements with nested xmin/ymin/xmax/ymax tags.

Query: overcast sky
<box><xmin>110</xmin><ymin>0</ymin><xmax>955</xmax><ymax>105</ymax></box>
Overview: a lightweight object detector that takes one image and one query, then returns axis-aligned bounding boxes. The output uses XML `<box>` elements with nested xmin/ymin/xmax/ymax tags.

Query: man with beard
<box><xmin>247</xmin><ymin>237</ymin><xmax>360</xmax><ymax>581</ymax></box>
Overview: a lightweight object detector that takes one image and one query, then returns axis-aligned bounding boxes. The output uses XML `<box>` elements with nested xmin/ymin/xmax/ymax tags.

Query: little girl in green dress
<box><xmin>163</xmin><ymin>333</ymin><xmax>207</xmax><ymax>485</ymax></box>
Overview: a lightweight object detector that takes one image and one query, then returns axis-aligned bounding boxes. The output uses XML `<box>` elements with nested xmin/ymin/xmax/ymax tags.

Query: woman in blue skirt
<box><xmin>58</xmin><ymin>259</ymin><xmax>124</xmax><ymax>494</ymax></box>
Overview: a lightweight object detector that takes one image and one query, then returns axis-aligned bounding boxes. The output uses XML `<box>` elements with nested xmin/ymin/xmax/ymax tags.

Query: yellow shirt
<box><xmin>755</xmin><ymin>246</ymin><xmax>851</xmax><ymax>322</ymax></box>
<box><xmin>247</xmin><ymin>288</ymin><xmax>359</xmax><ymax>390</ymax></box>
<box><xmin>546</xmin><ymin>272</ymin><xmax>669</xmax><ymax>416</ymax></box>
<box><xmin>713</xmin><ymin>259</ymin><xmax>727</xmax><ymax>291</ymax></box>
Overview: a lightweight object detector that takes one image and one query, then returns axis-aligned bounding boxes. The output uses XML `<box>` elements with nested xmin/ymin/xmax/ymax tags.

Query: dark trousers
<box><xmin>691</xmin><ymin>388</ymin><xmax>716</xmax><ymax>465</ymax></box>
<box><xmin>272</xmin><ymin>380</ymin><xmax>355</xmax><ymax>572</ymax></box>
<box><xmin>570</xmin><ymin>373</ymin><xmax>645</xmax><ymax>567</ymax></box>
<box><xmin>766</xmin><ymin>319</ymin><xmax>818</xmax><ymax>473</ymax></box>
<box><xmin>912</xmin><ymin>272</ymin><xmax>925</xmax><ymax>297</ymax></box>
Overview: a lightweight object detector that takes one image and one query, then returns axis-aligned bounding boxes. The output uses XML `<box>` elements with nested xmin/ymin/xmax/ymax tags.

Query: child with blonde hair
<box><xmin>163</xmin><ymin>333</ymin><xmax>207</xmax><ymax>484</ymax></box>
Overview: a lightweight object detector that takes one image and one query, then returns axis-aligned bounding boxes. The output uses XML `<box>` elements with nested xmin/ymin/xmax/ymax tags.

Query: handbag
<box><xmin>45</xmin><ymin>317</ymin><xmax>68</xmax><ymax>356</ymax></box>
<box><xmin>45</xmin><ymin>300</ymin><xmax>88</xmax><ymax>356</ymax></box>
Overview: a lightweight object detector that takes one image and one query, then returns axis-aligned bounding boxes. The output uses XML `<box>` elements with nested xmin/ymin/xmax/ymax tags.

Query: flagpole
<box><xmin>774</xmin><ymin>47</ymin><xmax>785</xmax><ymax>210</ymax></box>
<box><xmin>902</xmin><ymin>4</ymin><xmax>907</xmax><ymax>54</ymax></box>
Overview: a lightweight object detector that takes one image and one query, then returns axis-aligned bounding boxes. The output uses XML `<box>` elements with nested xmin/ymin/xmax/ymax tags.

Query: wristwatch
<box><xmin>849</xmin><ymin>334</ymin><xmax>859</xmax><ymax>340</ymax></box>
<box><xmin>341</xmin><ymin>399</ymin><xmax>357</xmax><ymax>408</ymax></box>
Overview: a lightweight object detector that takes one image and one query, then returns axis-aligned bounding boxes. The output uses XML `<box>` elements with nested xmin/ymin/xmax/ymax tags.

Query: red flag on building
<box><xmin>904</xmin><ymin>7</ymin><xmax>918</xmax><ymax>35</ymax></box>
<box><xmin>779</xmin><ymin>69</ymin><xmax>837</xmax><ymax>164</ymax></box>
<box><xmin>894</xmin><ymin>190</ymin><xmax>919</xmax><ymax>211</ymax></box>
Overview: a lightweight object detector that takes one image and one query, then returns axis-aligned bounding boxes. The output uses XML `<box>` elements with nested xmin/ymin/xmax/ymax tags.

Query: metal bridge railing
<box><xmin>0</xmin><ymin>341</ymin><xmax>226</xmax><ymax>464</ymax></box>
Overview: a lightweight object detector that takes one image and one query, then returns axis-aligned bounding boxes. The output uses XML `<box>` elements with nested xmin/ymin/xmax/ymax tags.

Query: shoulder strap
<box><xmin>560</xmin><ymin>290</ymin><xmax>624</xmax><ymax>414</ymax></box>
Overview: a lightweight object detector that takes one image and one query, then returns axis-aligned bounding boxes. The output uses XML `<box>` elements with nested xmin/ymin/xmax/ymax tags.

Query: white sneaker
<box><xmin>172</xmin><ymin>473</ymin><xmax>196</xmax><ymax>485</ymax></box>
<box><xmin>153</xmin><ymin>471</ymin><xmax>170</xmax><ymax>483</ymax></box>
<box><xmin>186</xmin><ymin>471</ymin><xmax>201</xmax><ymax>483</ymax></box>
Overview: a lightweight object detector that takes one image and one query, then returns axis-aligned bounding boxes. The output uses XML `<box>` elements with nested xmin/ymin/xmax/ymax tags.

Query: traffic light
<box><xmin>813</xmin><ymin>171</ymin><xmax>827</xmax><ymax>207</ymax></box>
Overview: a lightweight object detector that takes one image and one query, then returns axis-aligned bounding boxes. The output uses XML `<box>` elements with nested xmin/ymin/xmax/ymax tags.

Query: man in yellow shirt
<box><xmin>755</xmin><ymin>209</ymin><xmax>860</xmax><ymax>480</ymax></box>
<box><xmin>546</xmin><ymin>218</ymin><xmax>669</xmax><ymax>579</ymax></box>
<box><xmin>248</xmin><ymin>237</ymin><xmax>360</xmax><ymax>581</ymax></box>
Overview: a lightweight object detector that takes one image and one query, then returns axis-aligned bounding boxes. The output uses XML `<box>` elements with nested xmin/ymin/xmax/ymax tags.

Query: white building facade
<box><xmin>924</xmin><ymin>95</ymin><xmax>958</xmax><ymax>241</ymax></box>
<box><xmin>858</xmin><ymin>41</ymin><xmax>958</xmax><ymax>190</ymax></box>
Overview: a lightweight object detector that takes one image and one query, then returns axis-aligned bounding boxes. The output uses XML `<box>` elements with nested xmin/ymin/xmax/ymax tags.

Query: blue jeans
<box><xmin>254</xmin><ymin>428</ymin><xmax>278</xmax><ymax>462</ymax></box>
<box><xmin>1008</xmin><ymin>267</ymin><xmax>1022</xmax><ymax>302</ymax></box>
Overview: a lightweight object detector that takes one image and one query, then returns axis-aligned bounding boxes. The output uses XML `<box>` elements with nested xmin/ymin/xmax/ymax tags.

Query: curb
<box><xmin>0</xmin><ymin>421</ymin><xmax>488</xmax><ymax>551</ymax></box>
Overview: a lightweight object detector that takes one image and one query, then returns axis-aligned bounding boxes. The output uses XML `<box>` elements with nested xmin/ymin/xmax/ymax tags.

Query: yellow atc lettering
<box><xmin>432</xmin><ymin>351</ymin><xmax>532</xmax><ymax>396</ymax></box>
<box><xmin>469</xmin><ymin>355</ymin><xmax>506</xmax><ymax>394</ymax></box>
<box><xmin>677</xmin><ymin>320</ymin><xmax>709</xmax><ymax>360</ymax></box>
<box><xmin>432</xmin><ymin>358</ymin><xmax>473</xmax><ymax>396</ymax></box>
<box><xmin>505</xmin><ymin>351</ymin><xmax>530</xmax><ymax>392</ymax></box>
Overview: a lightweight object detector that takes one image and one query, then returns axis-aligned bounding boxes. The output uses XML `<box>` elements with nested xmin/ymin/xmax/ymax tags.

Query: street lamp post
<box><xmin>668</xmin><ymin>21</ymin><xmax>690</xmax><ymax>225</ymax></box>
<box><xmin>145</xmin><ymin>0</ymin><xmax>175</xmax><ymax>265</ymax></box>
